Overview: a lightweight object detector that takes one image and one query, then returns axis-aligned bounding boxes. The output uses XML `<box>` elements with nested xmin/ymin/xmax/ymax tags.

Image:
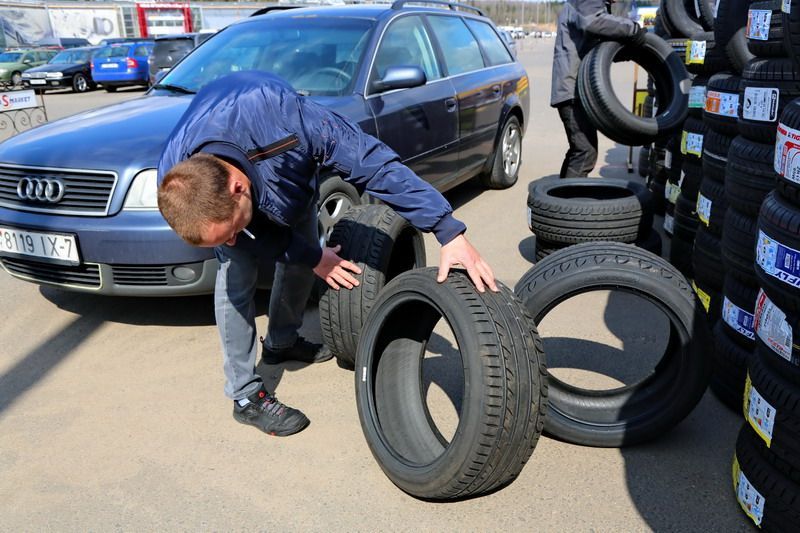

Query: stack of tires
<box><xmin>730</xmin><ymin>1</ymin><xmax>800</xmax><ymax>527</ymax></box>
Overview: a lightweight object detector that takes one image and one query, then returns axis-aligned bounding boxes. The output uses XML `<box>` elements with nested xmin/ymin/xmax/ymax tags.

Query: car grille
<box><xmin>25</xmin><ymin>72</ymin><xmax>47</xmax><ymax>79</ymax></box>
<box><xmin>0</xmin><ymin>165</ymin><xmax>117</xmax><ymax>216</ymax></box>
<box><xmin>1</xmin><ymin>257</ymin><xmax>101</xmax><ymax>288</ymax></box>
<box><xmin>112</xmin><ymin>265</ymin><xmax>168</xmax><ymax>286</ymax></box>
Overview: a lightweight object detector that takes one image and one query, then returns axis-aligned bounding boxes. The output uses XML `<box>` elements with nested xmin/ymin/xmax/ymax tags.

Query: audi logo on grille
<box><xmin>17</xmin><ymin>177</ymin><xmax>66</xmax><ymax>203</ymax></box>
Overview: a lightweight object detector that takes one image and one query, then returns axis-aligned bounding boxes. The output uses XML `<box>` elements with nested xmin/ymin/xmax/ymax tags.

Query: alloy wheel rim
<box><xmin>317</xmin><ymin>192</ymin><xmax>355</xmax><ymax>247</ymax></box>
<box><xmin>502</xmin><ymin>125</ymin><xmax>521</xmax><ymax>177</ymax></box>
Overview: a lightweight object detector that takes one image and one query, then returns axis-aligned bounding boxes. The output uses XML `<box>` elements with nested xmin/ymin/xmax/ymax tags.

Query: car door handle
<box><xmin>492</xmin><ymin>85</ymin><xmax>501</xmax><ymax>95</ymax></box>
<box><xmin>445</xmin><ymin>98</ymin><xmax>457</xmax><ymax>112</ymax></box>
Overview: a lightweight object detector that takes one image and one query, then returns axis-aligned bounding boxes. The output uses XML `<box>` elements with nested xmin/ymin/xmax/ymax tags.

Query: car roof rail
<box><xmin>390</xmin><ymin>0</ymin><xmax>485</xmax><ymax>16</ymax></box>
<box><xmin>250</xmin><ymin>5</ymin><xmax>304</xmax><ymax>17</ymax></box>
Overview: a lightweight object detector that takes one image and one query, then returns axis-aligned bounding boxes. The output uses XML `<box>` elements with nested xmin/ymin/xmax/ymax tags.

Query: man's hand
<box><xmin>438</xmin><ymin>234</ymin><xmax>498</xmax><ymax>293</ymax></box>
<box><xmin>313</xmin><ymin>244</ymin><xmax>362</xmax><ymax>290</ymax></box>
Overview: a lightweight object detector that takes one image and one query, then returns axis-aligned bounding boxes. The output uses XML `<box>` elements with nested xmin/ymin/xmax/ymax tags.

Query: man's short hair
<box><xmin>157</xmin><ymin>153</ymin><xmax>236</xmax><ymax>245</ymax></box>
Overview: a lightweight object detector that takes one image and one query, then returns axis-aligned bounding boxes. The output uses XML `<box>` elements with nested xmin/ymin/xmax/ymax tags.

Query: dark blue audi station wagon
<box><xmin>0</xmin><ymin>1</ymin><xmax>529</xmax><ymax>296</ymax></box>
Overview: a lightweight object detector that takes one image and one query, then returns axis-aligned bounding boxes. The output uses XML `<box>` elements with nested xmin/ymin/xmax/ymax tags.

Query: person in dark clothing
<box><xmin>551</xmin><ymin>0</ymin><xmax>646</xmax><ymax>178</ymax></box>
<box><xmin>157</xmin><ymin>71</ymin><xmax>498</xmax><ymax>437</ymax></box>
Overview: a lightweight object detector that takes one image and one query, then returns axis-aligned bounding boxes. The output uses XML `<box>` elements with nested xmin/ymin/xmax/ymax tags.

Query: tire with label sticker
<box><xmin>747</xmin><ymin>1</ymin><xmax>786</xmax><ymax>57</ymax></box>
<box><xmin>527</xmin><ymin>177</ymin><xmax>653</xmax><ymax>245</ymax></box>
<box><xmin>774</xmin><ymin>97</ymin><xmax>800</xmax><ymax>206</ymax></box>
<box><xmin>755</xmin><ymin>191</ymin><xmax>800</xmax><ymax>312</ymax></box>
<box><xmin>733</xmin><ymin>423</ymin><xmax>800</xmax><ymax>530</ymax></box>
<box><xmin>702</xmin><ymin>129</ymin><xmax>733</xmax><ymax>183</ymax></box>
<box><xmin>319</xmin><ymin>205</ymin><xmax>426</xmax><ymax>368</ymax></box>
<box><xmin>698</xmin><ymin>173</ymin><xmax>728</xmax><ymax>234</ymax></box>
<box><xmin>754</xmin><ymin>284</ymin><xmax>800</xmax><ymax>382</ymax></box>
<box><xmin>725</xmin><ymin>135</ymin><xmax>778</xmax><ymax>215</ymax></box>
<box><xmin>514</xmin><ymin>242</ymin><xmax>712</xmax><ymax>447</ymax></box>
<box><xmin>686</xmin><ymin>32</ymin><xmax>732</xmax><ymax>74</ymax></box>
<box><xmin>688</xmin><ymin>76</ymin><xmax>708</xmax><ymax>117</ymax></box>
<box><xmin>783</xmin><ymin>0</ymin><xmax>800</xmax><ymax>63</ymax></box>
<box><xmin>709</xmin><ymin>321</ymin><xmax>750</xmax><ymax>411</ymax></box>
<box><xmin>723</xmin><ymin>207</ymin><xmax>760</xmax><ymax>282</ymax></box>
<box><xmin>704</xmin><ymin>72</ymin><xmax>742</xmax><ymax>136</ymax></box>
<box><xmin>694</xmin><ymin>273</ymin><xmax>723</xmax><ymax>324</ymax></box>
<box><xmin>578</xmin><ymin>33</ymin><xmax>690</xmax><ymax>146</ymax></box>
<box><xmin>693</xmin><ymin>225</ymin><xmax>725</xmax><ymax>291</ymax></box>
<box><xmin>679</xmin><ymin>157</ymin><xmax>704</xmax><ymax>202</ymax></box>
<box><xmin>738</xmin><ymin>58</ymin><xmax>800</xmax><ymax>143</ymax></box>
<box><xmin>681</xmin><ymin>116</ymin><xmax>708</xmax><ymax>164</ymax></box>
<box><xmin>722</xmin><ymin>274</ymin><xmax>760</xmax><ymax>349</ymax></box>
<box><xmin>355</xmin><ymin>268</ymin><xmax>547</xmax><ymax>499</ymax></box>
<box><xmin>747</xmin><ymin>349</ymin><xmax>800</xmax><ymax>470</ymax></box>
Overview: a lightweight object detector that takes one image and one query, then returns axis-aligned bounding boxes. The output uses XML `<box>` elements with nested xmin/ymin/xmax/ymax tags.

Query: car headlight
<box><xmin>21</xmin><ymin>72</ymin><xmax>30</xmax><ymax>78</ymax></box>
<box><xmin>123</xmin><ymin>169</ymin><xmax>159</xmax><ymax>210</ymax></box>
<box><xmin>46</xmin><ymin>72</ymin><xmax>63</xmax><ymax>78</ymax></box>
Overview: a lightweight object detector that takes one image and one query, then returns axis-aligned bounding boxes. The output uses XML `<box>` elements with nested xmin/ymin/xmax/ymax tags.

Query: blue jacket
<box><xmin>158</xmin><ymin>71</ymin><xmax>466</xmax><ymax>267</ymax></box>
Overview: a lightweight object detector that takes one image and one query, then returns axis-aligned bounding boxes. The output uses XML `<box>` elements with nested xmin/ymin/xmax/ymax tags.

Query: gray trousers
<box><xmin>213</xmin><ymin>212</ymin><xmax>318</xmax><ymax>400</ymax></box>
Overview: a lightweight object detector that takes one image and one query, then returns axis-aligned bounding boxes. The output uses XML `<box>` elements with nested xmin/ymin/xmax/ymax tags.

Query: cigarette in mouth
<box><xmin>242</xmin><ymin>228</ymin><xmax>256</xmax><ymax>240</ymax></box>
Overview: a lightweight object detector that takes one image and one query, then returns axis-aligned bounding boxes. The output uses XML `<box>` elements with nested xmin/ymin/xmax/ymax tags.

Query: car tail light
<box><xmin>90</xmin><ymin>61</ymin><xmax>94</xmax><ymax>69</ymax></box>
<box><xmin>127</xmin><ymin>57</ymin><xmax>138</xmax><ymax>68</ymax></box>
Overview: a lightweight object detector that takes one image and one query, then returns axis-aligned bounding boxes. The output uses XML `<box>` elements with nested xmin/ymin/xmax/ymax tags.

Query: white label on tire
<box><xmin>774</xmin><ymin>122</ymin><xmax>800</xmax><ymax>182</ymax></box>
<box><xmin>747</xmin><ymin>9</ymin><xmax>772</xmax><ymax>40</ymax></box>
<box><xmin>734</xmin><ymin>457</ymin><xmax>766</xmax><ymax>526</ymax></box>
<box><xmin>665</xmin><ymin>150</ymin><xmax>672</xmax><ymax>169</ymax></box>
<box><xmin>663</xmin><ymin>213</ymin><xmax>675</xmax><ymax>234</ymax></box>
<box><xmin>686</xmin><ymin>40</ymin><xmax>707</xmax><ymax>64</ymax></box>
<box><xmin>783</xmin><ymin>0</ymin><xmax>791</xmax><ymax>13</ymax></box>
<box><xmin>696</xmin><ymin>193</ymin><xmax>712</xmax><ymax>226</ymax></box>
<box><xmin>756</xmin><ymin>229</ymin><xmax>800</xmax><ymax>288</ymax></box>
<box><xmin>754</xmin><ymin>288</ymin><xmax>793</xmax><ymax>362</ymax></box>
<box><xmin>705</xmin><ymin>90</ymin><xmax>739</xmax><ymax>117</ymax></box>
<box><xmin>689</xmin><ymin>85</ymin><xmax>706</xmax><ymax>109</ymax></box>
<box><xmin>666</xmin><ymin>182</ymin><xmax>681</xmax><ymax>204</ymax></box>
<box><xmin>744</xmin><ymin>376</ymin><xmax>777</xmax><ymax>446</ymax></box>
<box><xmin>682</xmin><ymin>131</ymin><xmax>704</xmax><ymax>156</ymax></box>
<box><xmin>742</xmin><ymin>87</ymin><xmax>780</xmax><ymax>122</ymax></box>
<box><xmin>723</xmin><ymin>296</ymin><xmax>756</xmax><ymax>340</ymax></box>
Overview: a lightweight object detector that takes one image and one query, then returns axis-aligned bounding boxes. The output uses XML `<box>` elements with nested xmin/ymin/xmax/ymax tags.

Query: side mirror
<box><xmin>372</xmin><ymin>66</ymin><xmax>426</xmax><ymax>93</ymax></box>
<box><xmin>22</xmin><ymin>58</ymin><xmax>32</xmax><ymax>64</ymax></box>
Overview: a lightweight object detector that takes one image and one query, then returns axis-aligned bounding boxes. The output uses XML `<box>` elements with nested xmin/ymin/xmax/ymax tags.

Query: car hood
<box><xmin>25</xmin><ymin>63</ymin><xmax>84</xmax><ymax>73</ymax></box>
<box><xmin>0</xmin><ymin>94</ymin><xmax>192</xmax><ymax>172</ymax></box>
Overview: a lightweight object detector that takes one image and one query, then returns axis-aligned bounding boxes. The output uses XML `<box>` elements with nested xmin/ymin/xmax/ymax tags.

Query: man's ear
<box><xmin>228</xmin><ymin>173</ymin><xmax>246</xmax><ymax>199</ymax></box>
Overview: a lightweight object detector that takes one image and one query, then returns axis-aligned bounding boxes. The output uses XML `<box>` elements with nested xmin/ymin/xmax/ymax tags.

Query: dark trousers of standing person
<box><xmin>557</xmin><ymin>99</ymin><xmax>598</xmax><ymax>179</ymax></box>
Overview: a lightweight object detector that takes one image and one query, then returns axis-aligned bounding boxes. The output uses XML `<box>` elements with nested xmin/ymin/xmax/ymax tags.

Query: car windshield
<box><xmin>160</xmin><ymin>16</ymin><xmax>374</xmax><ymax>96</ymax></box>
<box><xmin>0</xmin><ymin>52</ymin><xmax>22</xmax><ymax>62</ymax></box>
<box><xmin>51</xmin><ymin>50</ymin><xmax>91</xmax><ymax>64</ymax></box>
<box><xmin>95</xmin><ymin>46</ymin><xmax>130</xmax><ymax>59</ymax></box>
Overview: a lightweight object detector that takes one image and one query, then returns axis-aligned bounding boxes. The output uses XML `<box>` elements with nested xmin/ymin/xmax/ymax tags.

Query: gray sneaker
<box><xmin>232</xmin><ymin>385</ymin><xmax>309</xmax><ymax>436</ymax></box>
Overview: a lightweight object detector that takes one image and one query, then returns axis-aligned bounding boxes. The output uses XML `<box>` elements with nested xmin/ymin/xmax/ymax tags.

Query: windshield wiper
<box><xmin>152</xmin><ymin>83</ymin><xmax>195</xmax><ymax>94</ymax></box>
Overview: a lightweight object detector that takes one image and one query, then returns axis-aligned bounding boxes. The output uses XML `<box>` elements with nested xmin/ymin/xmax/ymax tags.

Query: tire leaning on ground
<box><xmin>578</xmin><ymin>33</ymin><xmax>690</xmax><ymax>146</ymax></box>
<box><xmin>355</xmin><ymin>268</ymin><xmax>547</xmax><ymax>500</ymax></box>
<box><xmin>514</xmin><ymin>243</ymin><xmax>712</xmax><ymax>447</ymax></box>
<box><xmin>319</xmin><ymin>204</ymin><xmax>426</xmax><ymax>368</ymax></box>
<box><xmin>480</xmin><ymin>115</ymin><xmax>521</xmax><ymax>189</ymax></box>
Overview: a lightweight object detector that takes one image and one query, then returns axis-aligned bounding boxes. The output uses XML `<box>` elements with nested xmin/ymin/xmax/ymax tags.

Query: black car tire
<box><xmin>681</xmin><ymin>116</ymin><xmax>708</xmax><ymax>164</ymax></box>
<box><xmin>514</xmin><ymin>242</ymin><xmax>712</xmax><ymax>447</ymax></box>
<box><xmin>480</xmin><ymin>115</ymin><xmax>521</xmax><ymax>189</ymax></box>
<box><xmin>715</xmin><ymin>0</ymin><xmax>755</xmax><ymax>71</ymax></box>
<box><xmin>698</xmin><ymin>0</ymin><xmax>716</xmax><ymax>30</ymax></box>
<box><xmin>738</xmin><ymin>58</ymin><xmax>800</xmax><ymax>143</ymax></box>
<box><xmin>721</xmin><ymin>274</ymin><xmax>759</xmax><ymax>349</ymax></box>
<box><xmin>755</xmin><ymin>191</ymin><xmax>800</xmax><ymax>312</ymax></box>
<box><xmin>104</xmin><ymin>85</ymin><xmax>117</xmax><ymax>93</ymax></box>
<box><xmin>693</xmin><ymin>225</ymin><xmax>724</xmax><ymax>291</ymax></box>
<box><xmin>725</xmin><ymin>135</ymin><xmax>777</xmax><ymax>216</ymax></box>
<box><xmin>577</xmin><ymin>33</ymin><xmax>690</xmax><ymax>146</ymax></box>
<box><xmin>10</xmin><ymin>72</ymin><xmax>21</xmax><ymax>86</ymax></box>
<box><xmin>663</xmin><ymin>0</ymin><xmax>706</xmax><ymax>38</ymax></box>
<box><xmin>754</xmin><ymin>284</ymin><xmax>800</xmax><ymax>381</ymax></box>
<box><xmin>355</xmin><ymin>268</ymin><xmax>547</xmax><ymax>500</ymax></box>
<box><xmin>747</xmin><ymin>0</ymin><xmax>786</xmax><ymax>57</ymax></box>
<box><xmin>709</xmin><ymin>320</ymin><xmax>750</xmax><ymax>411</ymax></box>
<box><xmin>685</xmin><ymin>32</ymin><xmax>732</xmax><ymax>74</ymax></box>
<box><xmin>534</xmin><ymin>229</ymin><xmax>663</xmax><ymax>262</ymax></box>
<box><xmin>722</xmin><ymin>207</ymin><xmax>759</xmax><ymax>283</ymax></box>
<box><xmin>703</xmin><ymin>72</ymin><xmax>742</xmax><ymax>136</ymax></box>
<box><xmin>319</xmin><ymin>204</ymin><xmax>425</xmax><ymax>368</ymax></box>
<box><xmin>688</xmin><ymin>76</ymin><xmax>708</xmax><ymax>118</ymax></box>
<box><xmin>774</xmin><ymin>97</ymin><xmax>800</xmax><ymax>206</ymax></box>
<box><xmin>527</xmin><ymin>177</ymin><xmax>653</xmax><ymax>245</ymax></box>
<box><xmin>72</xmin><ymin>73</ymin><xmax>89</xmax><ymax>93</ymax></box>
<box><xmin>638</xmin><ymin>144</ymin><xmax>652</xmax><ymax>178</ymax></box>
<box><xmin>697</xmin><ymin>173</ymin><xmax>728</xmax><ymax>235</ymax></box>
<box><xmin>702</xmin><ymin>129</ymin><xmax>733</xmax><ymax>183</ymax></box>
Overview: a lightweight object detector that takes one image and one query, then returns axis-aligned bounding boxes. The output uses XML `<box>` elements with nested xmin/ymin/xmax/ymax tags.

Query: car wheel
<box><xmin>104</xmin><ymin>85</ymin><xmax>117</xmax><ymax>93</ymax></box>
<box><xmin>316</xmin><ymin>176</ymin><xmax>361</xmax><ymax>248</ymax></box>
<box><xmin>480</xmin><ymin>115</ymin><xmax>521</xmax><ymax>189</ymax></box>
<box><xmin>10</xmin><ymin>72</ymin><xmax>21</xmax><ymax>87</ymax></box>
<box><xmin>72</xmin><ymin>73</ymin><xmax>88</xmax><ymax>93</ymax></box>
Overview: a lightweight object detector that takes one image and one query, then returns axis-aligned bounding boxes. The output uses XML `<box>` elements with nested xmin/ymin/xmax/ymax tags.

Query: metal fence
<box><xmin>0</xmin><ymin>88</ymin><xmax>47</xmax><ymax>142</ymax></box>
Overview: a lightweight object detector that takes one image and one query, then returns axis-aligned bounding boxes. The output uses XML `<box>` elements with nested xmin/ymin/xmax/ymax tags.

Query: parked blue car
<box><xmin>0</xmin><ymin>3</ymin><xmax>528</xmax><ymax>296</ymax></box>
<box><xmin>91</xmin><ymin>41</ymin><xmax>154</xmax><ymax>92</ymax></box>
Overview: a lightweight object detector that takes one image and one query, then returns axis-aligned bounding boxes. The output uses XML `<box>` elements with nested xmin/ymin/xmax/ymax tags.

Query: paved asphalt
<box><xmin>0</xmin><ymin>39</ymin><xmax>752</xmax><ymax>531</ymax></box>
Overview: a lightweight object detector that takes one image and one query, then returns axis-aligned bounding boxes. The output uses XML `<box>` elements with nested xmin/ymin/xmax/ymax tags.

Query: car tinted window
<box><xmin>426</xmin><ymin>15</ymin><xmax>484</xmax><ymax>76</ymax></box>
<box><xmin>151</xmin><ymin>39</ymin><xmax>195</xmax><ymax>68</ymax></box>
<box><xmin>108</xmin><ymin>46</ymin><xmax>131</xmax><ymax>59</ymax></box>
<box><xmin>0</xmin><ymin>52</ymin><xmax>22</xmax><ymax>62</ymax></box>
<box><xmin>51</xmin><ymin>49</ymin><xmax>91</xmax><ymax>64</ymax></box>
<box><xmin>465</xmin><ymin>20</ymin><xmax>513</xmax><ymax>66</ymax></box>
<box><xmin>161</xmin><ymin>17</ymin><xmax>374</xmax><ymax>96</ymax></box>
<box><xmin>372</xmin><ymin>15</ymin><xmax>441</xmax><ymax>84</ymax></box>
<box><xmin>134</xmin><ymin>45</ymin><xmax>150</xmax><ymax>57</ymax></box>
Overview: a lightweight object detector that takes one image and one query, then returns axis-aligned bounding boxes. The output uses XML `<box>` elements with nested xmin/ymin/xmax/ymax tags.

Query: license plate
<box><xmin>29</xmin><ymin>79</ymin><xmax>45</xmax><ymax>85</ymax></box>
<box><xmin>101</xmin><ymin>63</ymin><xmax>117</xmax><ymax>69</ymax></box>
<box><xmin>0</xmin><ymin>226</ymin><xmax>80</xmax><ymax>265</ymax></box>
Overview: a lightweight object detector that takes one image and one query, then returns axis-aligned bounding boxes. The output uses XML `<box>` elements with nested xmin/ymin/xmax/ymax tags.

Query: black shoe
<box><xmin>261</xmin><ymin>336</ymin><xmax>333</xmax><ymax>365</ymax></box>
<box><xmin>232</xmin><ymin>385</ymin><xmax>309</xmax><ymax>436</ymax></box>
